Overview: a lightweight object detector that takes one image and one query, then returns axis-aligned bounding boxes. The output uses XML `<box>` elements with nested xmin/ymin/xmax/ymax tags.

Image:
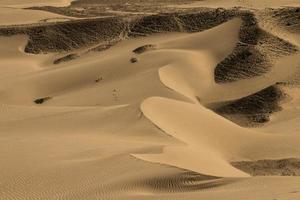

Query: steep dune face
<box><xmin>156</xmin><ymin>18</ymin><xmax>242</xmax><ymax>103</ymax></box>
<box><xmin>134</xmin><ymin>19</ymin><xmax>300</xmax><ymax>177</ymax></box>
<box><xmin>0</xmin><ymin>35</ymin><xmax>52</xmax><ymax>81</ymax></box>
<box><xmin>1</xmin><ymin>3</ymin><xmax>300</xmax><ymax>200</ymax></box>
<box><xmin>138</xmin><ymin>97</ymin><xmax>300</xmax><ymax>177</ymax></box>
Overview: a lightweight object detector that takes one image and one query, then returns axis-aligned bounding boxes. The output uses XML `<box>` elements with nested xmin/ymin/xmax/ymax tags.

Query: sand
<box><xmin>0</xmin><ymin>1</ymin><xmax>300</xmax><ymax>199</ymax></box>
<box><xmin>0</xmin><ymin>0</ymin><xmax>77</xmax><ymax>26</ymax></box>
<box><xmin>0</xmin><ymin>7</ymin><xmax>76</xmax><ymax>26</ymax></box>
<box><xmin>173</xmin><ymin>0</ymin><xmax>300</xmax><ymax>8</ymax></box>
<box><xmin>0</xmin><ymin>0</ymin><xmax>74</xmax><ymax>8</ymax></box>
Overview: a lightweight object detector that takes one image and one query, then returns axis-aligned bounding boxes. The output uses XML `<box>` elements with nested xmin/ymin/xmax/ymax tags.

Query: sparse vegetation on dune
<box><xmin>265</xmin><ymin>7</ymin><xmax>300</xmax><ymax>33</ymax></box>
<box><xmin>232</xmin><ymin>158</ymin><xmax>300</xmax><ymax>176</ymax></box>
<box><xmin>34</xmin><ymin>96</ymin><xmax>52</xmax><ymax>104</ymax></box>
<box><xmin>0</xmin><ymin>7</ymin><xmax>298</xmax><ymax>127</ymax></box>
<box><xmin>133</xmin><ymin>44</ymin><xmax>157</xmax><ymax>54</ymax></box>
<box><xmin>1</xmin><ymin>2</ymin><xmax>300</xmax><ymax>199</ymax></box>
<box><xmin>215</xmin><ymin>85</ymin><xmax>285</xmax><ymax>126</ymax></box>
<box><xmin>53</xmin><ymin>53</ymin><xmax>79</xmax><ymax>64</ymax></box>
<box><xmin>0</xmin><ymin>17</ymin><xmax>125</xmax><ymax>53</ymax></box>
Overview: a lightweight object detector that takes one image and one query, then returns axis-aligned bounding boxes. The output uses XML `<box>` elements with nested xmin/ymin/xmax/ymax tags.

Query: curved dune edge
<box><xmin>0</xmin><ymin>3</ymin><xmax>300</xmax><ymax>199</ymax></box>
<box><xmin>134</xmin><ymin>18</ymin><xmax>300</xmax><ymax>178</ymax></box>
<box><xmin>0</xmin><ymin>0</ymin><xmax>74</xmax><ymax>8</ymax></box>
<box><xmin>135</xmin><ymin>97</ymin><xmax>300</xmax><ymax>177</ymax></box>
<box><xmin>0</xmin><ymin>5</ymin><xmax>76</xmax><ymax>26</ymax></box>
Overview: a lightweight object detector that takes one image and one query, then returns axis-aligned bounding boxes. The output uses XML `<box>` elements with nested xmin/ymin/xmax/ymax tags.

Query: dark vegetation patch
<box><xmin>130</xmin><ymin>57</ymin><xmax>138</xmax><ymax>63</ymax></box>
<box><xmin>28</xmin><ymin>6</ymin><xmax>115</xmax><ymax>18</ymax></box>
<box><xmin>129</xmin><ymin>14</ymin><xmax>183</xmax><ymax>37</ymax></box>
<box><xmin>214</xmin><ymin>86</ymin><xmax>285</xmax><ymax>126</ymax></box>
<box><xmin>215</xmin><ymin>45</ymin><xmax>269</xmax><ymax>83</ymax></box>
<box><xmin>175</xmin><ymin>8</ymin><xmax>236</xmax><ymax>32</ymax></box>
<box><xmin>232</xmin><ymin>158</ymin><xmax>300</xmax><ymax>176</ymax></box>
<box><xmin>258</xmin><ymin>30</ymin><xmax>299</xmax><ymax>58</ymax></box>
<box><xmin>71</xmin><ymin>0</ymin><xmax>196</xmax><ymax>5</ymax></box>
<box><xmin>1</xmin><ymin>8</ymin><xmax>238</xmax><ymax>54</ymax></box>
<box><xmin>126</xmin><ymin>10</ymin><xmax>297</xmax><ymax>83</ymax></box>
<box><xmin>133</xmin><ymin>44</ymin><xmax>157</xmax><ymax>54</ymax></box>
<box><xmin>238</xmin><ymin>12</ymin><xmax>260</xmax><ymax>45</ymax></box>
<box><xmin>215</xmin><ymin>11</ymin><xmax>299</xmax><ymax>83</ymax></box>
<box><xmin>28</xmin><ymin>0</ymin><xmax>198</xmax><ymax>18</ymax></box>
<box><xmin>0</xmin><ymin>17</ymin><xmax>125</xmax><ymax>54</ymax></box>
<box><xmin>34</xmin><ymin>97</ymin><xmax>52</xmax><ymax>104</ymax></box>
<box><xmin>90</xmin><ymin>40</ymin><xmax>120</xmax><ymax>52</ymax></box>
<box><xmin>267</xmin><ymin>7</ymin><xmax>300</xmax><ymax>33</ymax></box>
<box><xmin>95</xmin><ymin>77</ymin><xmax>103</xmax><ymax>83</ymax></box>
<box><xmin>0</xmin><ymin>7</ymin><xmax>297</xmax><ymax>87</ymax></box>
<box><xmin>53</xmin><ymin>53</ymin><xmax>79</xmax><ymax>64</ymax></box>
<box><xmin>128</xmin><ymin>9</ymin><xmax>237</xmax><ymax>37</ymax></box>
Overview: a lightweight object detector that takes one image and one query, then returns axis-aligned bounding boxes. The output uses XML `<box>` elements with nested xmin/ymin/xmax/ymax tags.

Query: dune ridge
<box><xmin>134</xmin><ymin>19</ymin><xmax>300</xmax><ymax>177</ymax></box>
<box><xmin>1</xmin><ymin>2</ymin><xmax>300</xmax><ymax>200</ymax></box>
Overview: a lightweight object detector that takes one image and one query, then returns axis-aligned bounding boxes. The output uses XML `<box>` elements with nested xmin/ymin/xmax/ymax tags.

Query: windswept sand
<box><xmin>0</xmin><ymin>7</ymin><xmax>76</xmax><ymax>26</ymax></box>
<box><xmin>0</xmin><ymin>0</ymin><xmax>74</xmax><ymax>8</ymax></box>
<box><xmin>0</xmin><ymin>1</ymin><xmax>300</xmax><ymax>200</ymax></box>
<box><xmin>0</xmin><ymin>0</ymin><xmax>76</xmax><ymax>25</ymax></box>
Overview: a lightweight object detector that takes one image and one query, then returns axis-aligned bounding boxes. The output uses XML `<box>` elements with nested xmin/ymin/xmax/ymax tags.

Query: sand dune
<box><xmin>0</xmin><ymin>0</ymin><xmax>73</xmax><ymax>8</ymax></box>
<box><xmin>0</xmin><ymin>7</ymin><xmax>75</xmax><ymax>26</ymax></box>
<box><xmin>137</xmin><ymin>96</ymin><xmax>300</xmax><ymax>176</ymax></box>
<box><xmin>0</xmin><ymin>1</ymin><xmax>300</xmax><ymax>199</ymax></box>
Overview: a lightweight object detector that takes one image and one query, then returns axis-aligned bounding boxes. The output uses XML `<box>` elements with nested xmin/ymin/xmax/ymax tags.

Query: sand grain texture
<box><xmin>0</xmin><ymin>1</ymin><xmax>300</xmax><ymax>200</ymax></box>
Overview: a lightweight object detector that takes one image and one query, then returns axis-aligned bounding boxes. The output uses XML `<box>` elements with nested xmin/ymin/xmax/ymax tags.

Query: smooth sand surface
<box><xmin>0</xmin><ymin>1</ymin><xmax>300</xmax><ymax>199</ymax></box>
<box><xmin>0</xmin><ymin>35</ymin><xmax>55</xmax><ymax>81</ymax></box>
<box><xmin>0</xmin><ymin>7</ymin><xmax>75</xmax><ymax>26</ymax></box>
<box><xmin>0</xmin><ymin>0</ymin><xmax>73</xmax><ymax>8</ymax></box>
<box><xmin>0</xmin><ymin>0</ymin><xmax>76</xmax><ymax>25</ymax></box>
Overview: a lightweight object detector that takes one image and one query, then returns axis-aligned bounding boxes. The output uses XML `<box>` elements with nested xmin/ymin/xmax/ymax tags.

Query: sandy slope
<box><xmin>0</xmin><ymin>35</ymin><xmax>52</xmax><ymax>80</ymax></box>
<box><xmin>0</xmin><ymin>0</ymin><xmax>76</xmax><ymax>26</ymax></box>
<box><xmin>0</xmin><ymin>4</ymin><xmax>300</xmax><ymax>200</ymax></box>
<box><xmin>0</xmin><ymin>0</ymin><xmax>73</xmax><ymax>8</ymax></box>
<box><xmin>0</xmin><ymin>7</ymin><xmax>76</xmax><ymax>26</ymax></box>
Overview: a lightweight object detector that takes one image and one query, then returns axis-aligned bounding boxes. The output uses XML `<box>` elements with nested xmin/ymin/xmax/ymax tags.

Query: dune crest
<box><xmin>134</xmin><ymin>18</ymin><xmax>300</xmax><ymax>177</ymax></box>
<box><xmin>1</xmin><ymin>2</ymin><xmax>300</xmax><ymax>199</ymax></box>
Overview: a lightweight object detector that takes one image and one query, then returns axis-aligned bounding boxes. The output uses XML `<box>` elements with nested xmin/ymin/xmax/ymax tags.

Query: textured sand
<box><xmin>0</xmin><ymin>1</ymin><xmax>300</xmax><ymax>200</ymax></box>
<box><xmin>174</xmin><ymin>0</ymin><xmax>300</xmax><ymax>8</ymax></box>
<box><xmin>0</xmin><ymin>0</ymin><xmax>76</xmax><ymax>25</ymax></box>
<box><xmin>0</xmin><ymin>7</ymin><xmax>75</xmax><ymax>26</ymax></box>
<box><xmin>0</xmin><ymin>0</ymin><xmax>73</xmax><ymax>8</ymax></box>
